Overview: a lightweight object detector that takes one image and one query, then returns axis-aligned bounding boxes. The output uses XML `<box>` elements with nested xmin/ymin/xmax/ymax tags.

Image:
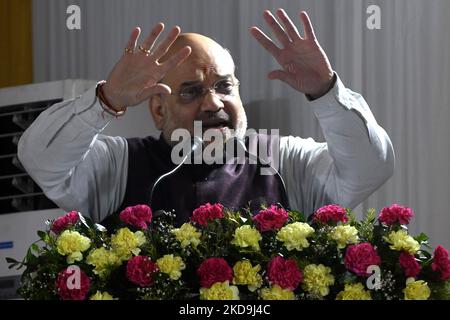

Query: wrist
<box><xmin>306</xmin><ymin>72</ymin><xmax>337</xmax><ymax>101</ymax></box>
<box><xmin>96</xmin><ymin>81</ymin><xmax>127</xmax><ymax>117</ymax></box>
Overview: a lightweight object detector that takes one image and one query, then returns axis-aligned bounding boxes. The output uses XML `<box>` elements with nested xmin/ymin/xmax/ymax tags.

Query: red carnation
<box><xmin>197</xmin><ymin>258</ymin><xmax>233</xmax><ymax>288</ymax></box>
<box><xmin>55</xmin><ymin>267</ymin><xmax>90</xmax><ymax>300</ymax></box>
<box><xmin>313</xmin><ymin>205</ymin><xmax>348</xmax><ymax>225</ymax></box>
<box><xmin>126</xmin><ymin>256</ymin><xmax>159</xmax><ymax>287</ymax></box>
<box><xmin>344</xmin><ymin>243</ymin><xmax>381</xmax><ymax>277</ymax></box>
<box><xmin>399</xmin><ymin>252</ymin><xmax>421</xmax><ymax>278</ymax></box>
<box><xmin>191</xmin><ymin>203</ymin><xmax>224</xmax><ymax>226</ymax></box>
<box><xmin>431</xmin><ymin>245</ymin><xmax>450</xmax><ymax>280</ymax></box>
<box><xmin>51</xmin><ymin>211</ymin><xmax>79</xmax><ymax>234</ymax></box>
<box><xmin>252</xmin><ymin>205</ymin><xmax>289</xmax><ymax>232</ymax></box>
<box><xmin>120</xmin><ymin>204</ymin><xmax>153</xmax><ymax>230</ymax></box>
<box><xmin>379</xmin><ymin>204</ymin><xmax>414</xmax><ymax>226</ymax></box>
<box><xmin>267</xmin><ymin>256</ymin><xmax>302</xmax><ymax>290</ymax></box>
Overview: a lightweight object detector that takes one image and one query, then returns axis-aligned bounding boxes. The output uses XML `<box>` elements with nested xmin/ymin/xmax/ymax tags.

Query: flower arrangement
<box><xmin>6</xmin><ymin>203</ymin><xmax>450</xmax><ymax>300</ymax></box>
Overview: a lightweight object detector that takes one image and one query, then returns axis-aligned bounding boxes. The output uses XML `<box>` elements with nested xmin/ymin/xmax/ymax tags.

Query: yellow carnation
<box><xmin>403</xmin><ymin>278</ymin><xmax>431</xmax><ymax>300</ymax></box>
<box><xmin>260</xmin><ymin>285</ymin><xmax>295</xmax><ymax>300</ymax></box>
<box><xmin>56</xmin><ymin>230</ymin><xmax>91</xmax><ymax>264</ymax></box>
<box><xmin>336</xmin><ymin>283</ymin><xmax>372</xmax><ymax>300</ymax></box>
<box><xmin>330</xmin><ymin>225</ymin><xmax>359</xmax><ymax>249</ymax></box>
<box><xmin>156</xmin><ymin>254</ymin><xmax>186</xmax><ymax>280</ymax></box>
<box><xmin>86</xmin><ymin>247</ymin><xmax>120</xmax><ymax>278</ymax></box>
<box><xmin>89</xmin><ymin>291</ymin><xmax>115</xmax><ymax>300</ymax></box>
<box><xmin>231</xmin><ymin>225</ymin><xmax>262</xmax><ymax>251</ymax></box>
<box><xmin>200</xmin><ymin>281</ymin><xmax>239</xmax><ymax>300</ymax></box>
<box><xmin>232</xmin><ymin>260</ymin><xmax>262</xmax><ymax>292</ymax></box>
<box><xmin>384</xmin><ymin>230</ymin><xmax>420</xmax><ymax>254</ymax></box>
<box><xmin>172</xmin><ymin>223</ymin><xmax>201</xmax><ymax>248</ymax></box>
<box><xmin>302</xmin><ymin>264</ymin><xmax>335</xmax><ymax>297</ymax></box>
<box><xmin>111</xmin><ymin>228</ymin><xmax>146</xmax><ymax>261</ymax></box>
<box><xmin>276</xmin><ymin>222</ymin><xmax>314</xmax><ymax>251</ymax></box>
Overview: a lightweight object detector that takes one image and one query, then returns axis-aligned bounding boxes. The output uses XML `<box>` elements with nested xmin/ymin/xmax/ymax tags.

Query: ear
<box><xmin>149</xmin><ymin>95</ymin><xmax>165</xmax><ymax>130</ymax></box>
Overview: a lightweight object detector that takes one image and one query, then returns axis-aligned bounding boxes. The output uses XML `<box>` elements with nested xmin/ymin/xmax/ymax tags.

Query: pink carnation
<box><xmin>344</xmin><ymin>243</ymin><xmax>381</xmax><ymax>277</ymax></box>
<box><xmin>252</xmin><ymin>205</ymin><xmax>289</xmax><ymax>232</ymax></box>
<box><xmin>399</xmin><ymin>252</ymin><xmax>421</xmax><ymax>278</ymax></box>
<box><xmin>120</xmin><ymin>204</ymin><xmax>153</xmax><ymax>230</ymax></box>
<box><xmin>267</xmin><ymin>256</ymin><xmax>302</xmax><ymax>290</ymax></box>
<box><xmin>51</xmin><ymin>211</ymin><xmax>79</xmax><ymax>234</ymax></box>
<box><xmin>431</xmin><ymin>245</ymin><xmax>450</xmax><ymax>280</ymax></box>
<box><xmin>126</xmin><ymin>256</ymin><xmax>159</xmax><ymax>287</ymax></box>
<box><xmin>379</xmin><ymin>204</ymin><xmax>414</xmax><ymax>226</ymax></box>
<box><xmin>197</xmin><ymin>258</ymin><xmax>233</xmax><ymax>288</ymax></box>
<box><xmin>191</xmin><ymin>203</ymin><xmax>224</xmax><ymax>226</ymax></box>
<box><xmin>55</xmin><ymin>267</ymin><xmax>90</xmax><ymax>300</ymax></box>
<box><xmin>313</xmin><ymin>204</ymin><xmax>348</xmax><ymax>225</ymax></box>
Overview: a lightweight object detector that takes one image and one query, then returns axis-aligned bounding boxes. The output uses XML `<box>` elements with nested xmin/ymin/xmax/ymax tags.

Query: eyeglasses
<box><xmin>173</xmin><ymin>78</ymin><xmax>240</xmax><ymax>105</ymax></box>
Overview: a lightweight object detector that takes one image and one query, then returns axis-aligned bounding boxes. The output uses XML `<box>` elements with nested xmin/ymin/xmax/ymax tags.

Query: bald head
<box><xmin>160</xmin><ymin>33</ymin><xmax>235</xmax><ymax>81</ymax></box>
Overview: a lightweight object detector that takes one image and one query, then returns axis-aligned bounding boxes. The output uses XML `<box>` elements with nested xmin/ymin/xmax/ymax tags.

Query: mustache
<box><xmin>195</xmin><ymin>111</ymin><xmax>232</xmax><ymax>127</ymax></box>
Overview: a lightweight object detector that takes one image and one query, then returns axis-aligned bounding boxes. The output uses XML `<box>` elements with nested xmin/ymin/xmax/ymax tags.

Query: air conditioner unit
<box><xmin>0</xmin><ymin>79</ymin><xmax>96</xmax><ymax>299</ymax></box>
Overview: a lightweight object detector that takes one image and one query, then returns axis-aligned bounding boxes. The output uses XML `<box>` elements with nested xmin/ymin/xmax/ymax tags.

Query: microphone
<box><xmin>148</xmin><ymin>136</ymin><xmax>203</xmax><ymax>206</ymax></box>
<box><xmin>230</xmin><ymin>136</ymin><xmax>290</xmax><ymax>210</ymax></box>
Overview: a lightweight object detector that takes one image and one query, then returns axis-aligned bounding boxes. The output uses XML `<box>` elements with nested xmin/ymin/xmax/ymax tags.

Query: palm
<box><xmin>104</xmin><ymin>23</ymin><xmax>191</xmax><ymax>107</ymax></box>
<box><xmin>251</xmin><ymin>10</ymin><xmax>334</xmax><ymax>98</ymax></box>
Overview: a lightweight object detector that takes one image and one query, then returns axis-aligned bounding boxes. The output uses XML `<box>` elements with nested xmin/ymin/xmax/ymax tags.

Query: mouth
<box><xmin>202</xmin><ymin>119</ymin><xmax>232</xmax><ymax>131</ymax></box>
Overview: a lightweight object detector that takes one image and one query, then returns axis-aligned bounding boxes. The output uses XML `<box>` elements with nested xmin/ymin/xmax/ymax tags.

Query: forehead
<box><xmin>163</xmin><ymin>47</ymin><xmax>236</xmax><ymax>87</ymax></box>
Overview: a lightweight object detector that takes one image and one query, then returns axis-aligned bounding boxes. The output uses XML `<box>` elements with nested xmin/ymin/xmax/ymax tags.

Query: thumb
<box><xmin>138</xmin><ymin>83</ymin><xmax>172</xmax><ymax>101</ymax></box>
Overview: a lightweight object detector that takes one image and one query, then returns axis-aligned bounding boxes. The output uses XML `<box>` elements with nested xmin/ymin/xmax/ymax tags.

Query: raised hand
<box><xmin>250</xmin><ymin>9</ymin><xmax>334</xmax><ymax>98</ymax></box>
<box><xmin>103</xmin><ymin>23</ymin><xmax>192</xmax><ymax>108</ymax></box>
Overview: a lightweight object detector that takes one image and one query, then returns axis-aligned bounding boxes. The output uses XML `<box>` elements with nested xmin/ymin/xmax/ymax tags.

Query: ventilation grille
<box><xmin>0</xmin><ymin>99</ymin><xmax>62</xmax><ymax>214</ymax></box>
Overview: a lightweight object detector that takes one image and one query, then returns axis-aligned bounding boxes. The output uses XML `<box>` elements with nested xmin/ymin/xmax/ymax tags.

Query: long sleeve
<box><xmin>17</xmin><ymin>84</ymin><xmax>129</xmax><ymax>222</ymax></box>
<box><xmin>279</xmin><ymin>74</ymin><xmax>395</xmax><ymax>215</ymax></box>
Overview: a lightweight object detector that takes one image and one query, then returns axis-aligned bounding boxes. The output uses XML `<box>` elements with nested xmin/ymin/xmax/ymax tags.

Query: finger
<box><xmin>263</xmin><ymin>10</ymin><xmax>291</xmax><ymax>46</ymax></box>
<box><xmin>268</xmin><ymin>69</ymin><xmax>297</xmax><ymax>87</ymax></box>
<box><xmin>276</xmin><ymin>8</ymin><xmax>302</xmax><ymax>41</ymax></box>
<box><xmin>160</xmin><ymin>46</ymin><xmax>192</xmax><ymax>73</ymax></box>
<box><xmin>124</xmin><ymin>27</ymin><xmax>141</xmax><ymax>54</ymax></box>
<box><xmin>138</xmin><ymin>83</ymin><xmax>172</xmax><ymax>101</ymax></box>
<box><xmin>300</xmin><ymin>11</ymin><xmax>316</xmax><ymax>41</ymax></box>
<box><xmin>141</xmin><ymin>22</ymin><xmax>165</xmax><ymax>51</ymax></box>
<box><xmin>250</xmin><ymin>26</ymin><xmax>280</xmax><ymax>57</ymax></box>
<box><xmin>152</xmin><ymin>26</ymin><xmax>181</xmax><ymax>60</ymax></box>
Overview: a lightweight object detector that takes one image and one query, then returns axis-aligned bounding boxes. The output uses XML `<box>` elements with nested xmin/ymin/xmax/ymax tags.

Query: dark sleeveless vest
<box><xmin>102</xmin><ymin>134</ymin><xmax>289</xmax><ymax>228</ymax></box>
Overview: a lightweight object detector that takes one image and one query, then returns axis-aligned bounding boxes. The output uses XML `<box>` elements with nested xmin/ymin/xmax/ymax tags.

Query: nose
<box><xmin>200</xmin><ymin>90</ymin><xmax>224</xmax><ymax>112</ymax></box>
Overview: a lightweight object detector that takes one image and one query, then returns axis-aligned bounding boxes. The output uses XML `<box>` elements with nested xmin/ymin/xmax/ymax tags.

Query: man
<box><xmin>18</xmin><ymin>9</ymin><xmax>394</xmax><ymax>225</ymax></box>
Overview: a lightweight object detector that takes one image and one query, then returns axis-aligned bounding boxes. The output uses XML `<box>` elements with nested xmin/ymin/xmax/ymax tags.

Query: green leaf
<box><xmin>414</xmin><ymin>232</ymin><xmax>429</xmax><ymax>244</ymax></box>
<box><xmin>289</xmin><ymin>210</ymin><xmax>306</xmax><ymax>222</ymax></box>
<box><xmin>341</xmin><ymin>271</ymin><xmax>358</xmax><ymax>284</ymax></box>
<box><xmin>5</xmin><ymin>257</ymin><xmax>19</xmax><ymax>263</ymax></box>
<box><xmin>31</xmin><ymin>243</ymin><xmax>40</xmax><ymax>253</ymax></box>
<box><xmin>5</xmin><ymin>257</ymin><xmax>20</xmax><ymax>268</ymax></box>
<box><xmin>37</xmin><ymin>230</ymin><xmax>47</xmax><ymax>240</ymax></box>
<box><xmin>365</xmin><ymin>208</ymin><xmax>377</xmax><ymax>223</ymax></box>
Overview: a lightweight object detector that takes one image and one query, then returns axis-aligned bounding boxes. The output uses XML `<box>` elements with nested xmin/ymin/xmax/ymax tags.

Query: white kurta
<box><xmin>17</xmin><ymin>74</ymin><xmax>395</xmax><ymax>222</ymax></box>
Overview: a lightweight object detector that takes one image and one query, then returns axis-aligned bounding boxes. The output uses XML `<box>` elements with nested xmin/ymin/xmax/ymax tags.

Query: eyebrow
<box><xmin>179</xmin><ymin>74</ymin><xmax>234</xmax><ymax>88</ymax></box>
